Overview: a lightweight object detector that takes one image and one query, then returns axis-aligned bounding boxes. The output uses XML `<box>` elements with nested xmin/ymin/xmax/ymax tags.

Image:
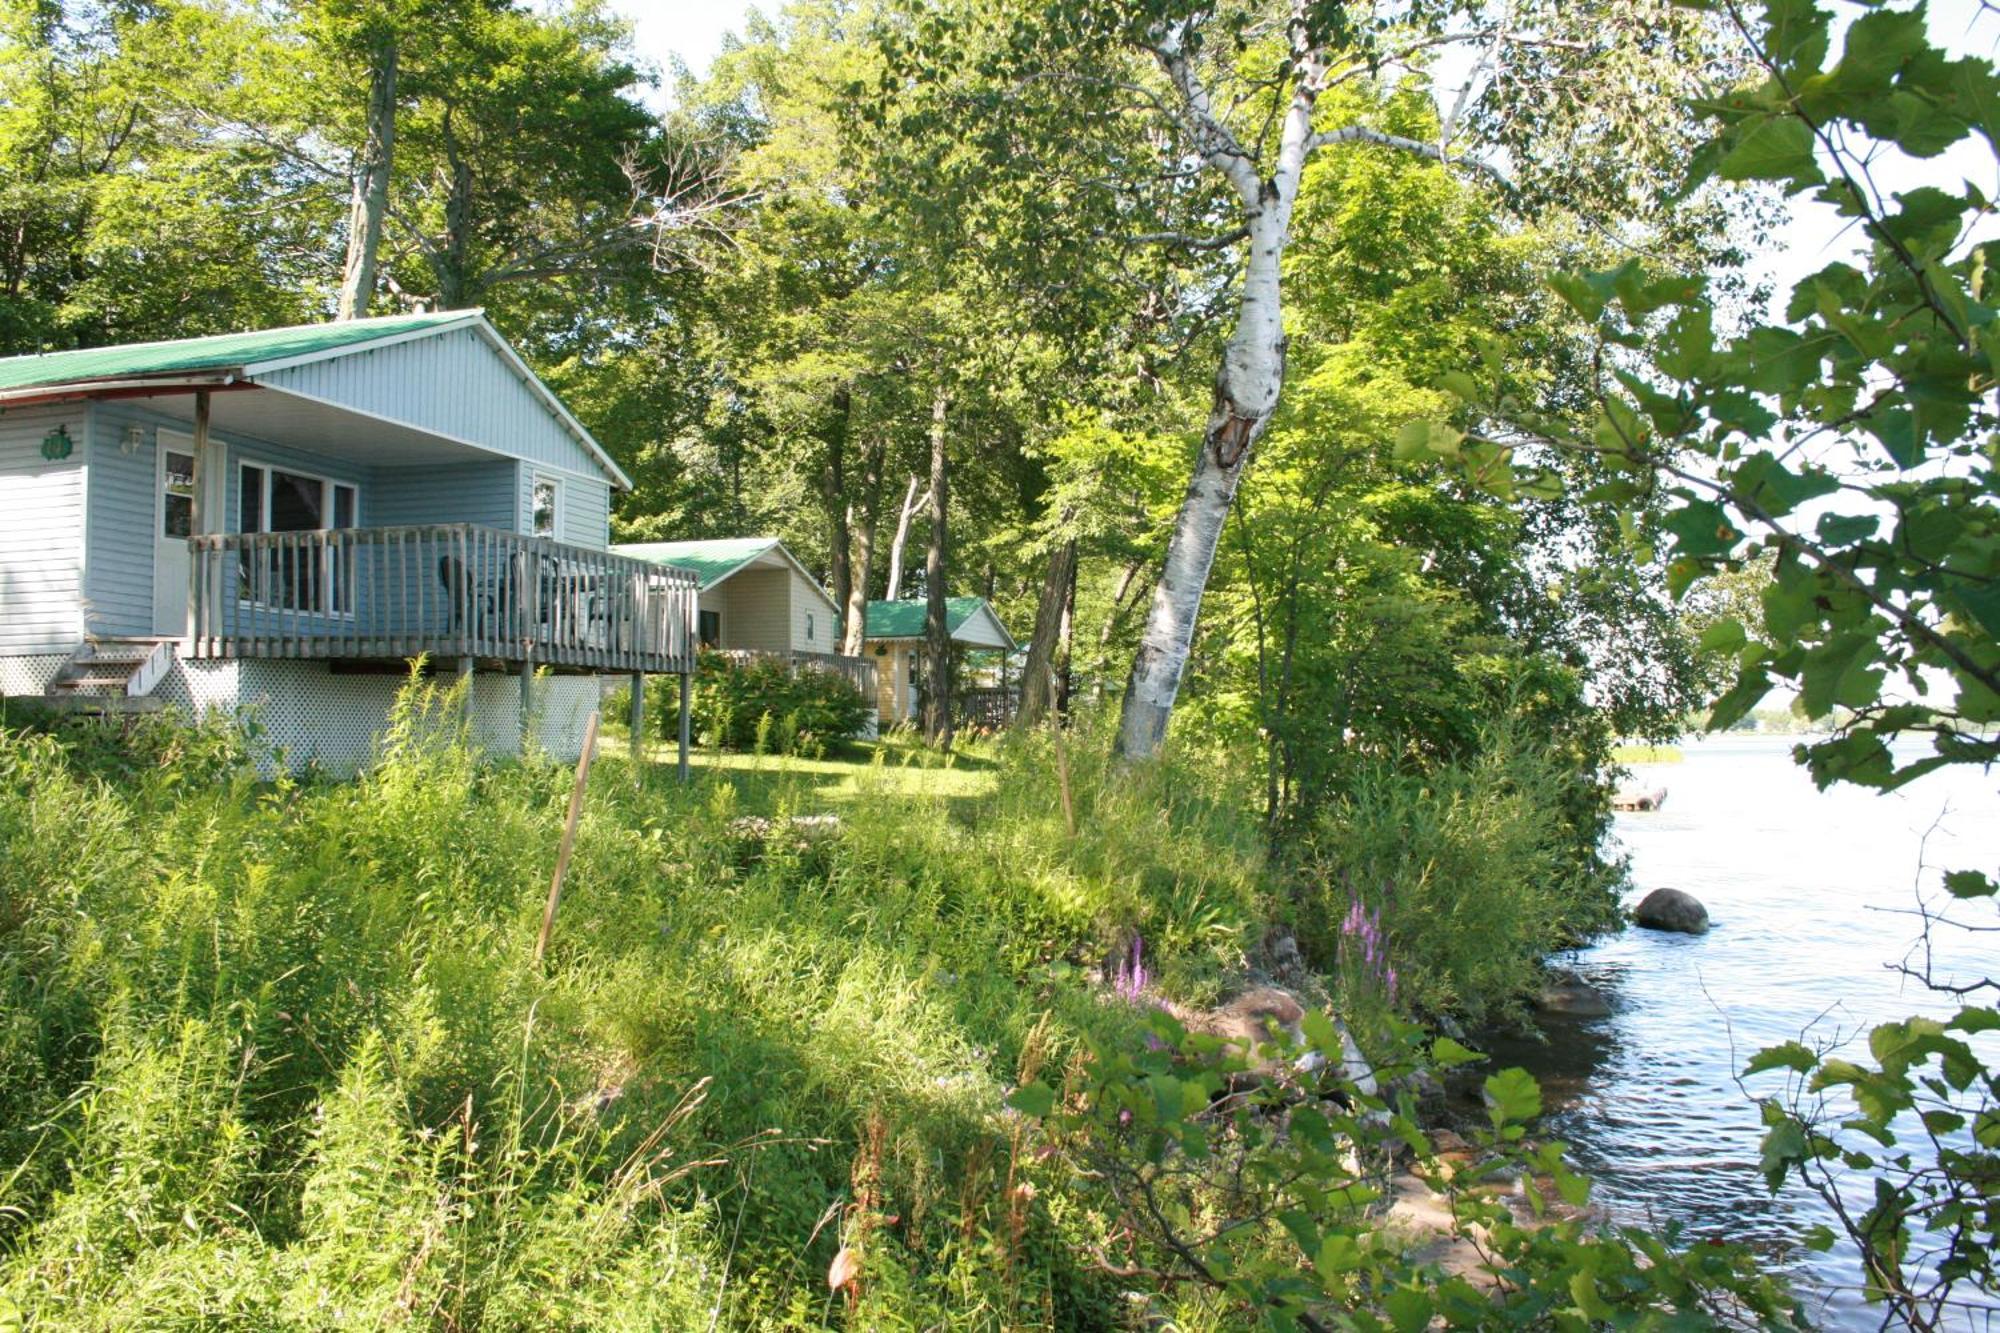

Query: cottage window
<box><xmin>236</xmin><ymin>463</ymin><xmax>358</xmax><ymax>614</ymax></box>
<box><xmin>698</xmin><ymin>609</ymin><xmax>720</xmax><ymax>648</ymax></box>
<box><xmin>161</xmin><ymin>451</ymin><xmax>195</xmax><ymax>539</ymax></box>
<box><xmin>531</xmin><ymin>477</ymin><xmax>559</xmax><ymax>539</ymax></box>
<box><xmin>805</xmin><ymin>612</ymin><xmax>815</xmax><ymax>643</ymax></box>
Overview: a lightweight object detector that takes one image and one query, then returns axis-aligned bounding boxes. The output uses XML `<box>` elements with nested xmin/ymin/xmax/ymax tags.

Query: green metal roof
<box><xmin>864</xmin><ymin>597</ymin><xmax>994</xmax><ymax>640</ymax></box>
<box><xmin>0</xmin><ymin>311</ymin><xmax>476</xmax><ymax>392</ymax></box>
<box><xmin>615</xmin><ymin>537</ymin><xmax>783</xmax><ymax>590</ymax></box>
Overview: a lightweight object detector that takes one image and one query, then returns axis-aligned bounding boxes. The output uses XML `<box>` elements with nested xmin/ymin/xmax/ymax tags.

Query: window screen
<box><xmin>532</xmin><ymin>478</ymin><xmax>558</xmax><ymax>538</ymax></box>
<box><xmin>162</xmin><ymin>451</ymin><xmax>195</xmax><ymax>538</ymax></box>
<box><xmin>239</xmin><ymin>464</ymin><xmax>264</xmax><ymax>533</ymax></box>
<box><xmin>270</xmin><ymin>469</ymin><xmax>324</xmax><ymax>531</ymax></box>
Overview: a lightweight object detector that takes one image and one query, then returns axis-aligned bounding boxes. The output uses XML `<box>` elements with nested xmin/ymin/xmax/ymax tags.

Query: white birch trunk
<box><xmin>885</xmin><ymin>474</ymin><xmax>925</xmax><ymax>601</ymax></box>
<box><xmin>1114</xmin><ymin>14</ymin><xmax>1329</xmax><ymax>760</ymax></box>
<box><xmin>1115</xmin><ymin>206</ymin><xmax>1292</xmax><ymax>758</ymax></box>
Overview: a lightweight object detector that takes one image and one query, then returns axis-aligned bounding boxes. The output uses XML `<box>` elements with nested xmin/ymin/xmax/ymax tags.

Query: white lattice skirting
<box><xmin>155</xmin><ymin>660</ymin><xmax>601</xmax><ymax>775</ymax></box>
<box><xmin>0</xmin><ymin>654</ymin><xmax>66</xmax><ymax>699</ymax></box>
<box><xmin>5</xmin><ymin>651</ymin><xmax>602</xmax><ymax>775</ymax></box>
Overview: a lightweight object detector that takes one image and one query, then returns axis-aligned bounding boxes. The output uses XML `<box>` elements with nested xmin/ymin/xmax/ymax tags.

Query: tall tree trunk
<box><xmin>1094</xmin><ymin>560</ymin><xmax>1152</xmax><ymax>702</ymax></box>
<box><xmin>1115</xmin><ymin>207</ymin><xmax>1289</xmax><ymax>759</ymax></box>
<box><xmin>922</xmin><ymin>385</ymin><xmax>952</xmax><ymax>747</ymax></box>
<box><xmin>842</xmin><ymin>435</ymin><xmax>888</xmax><ymax>655</ymax></box>
<box><xmin>822</xmin><ymin>385</ymin><xmax>854</xmax><ymax>641</ymax></box>
<box><xmin>885</xmin><ymin>474</ymin><xmax>925</xmax><ymax>601</ymax></box>
<box><xmin>336</xmin><ymin>37</ymin><xmax>397</xmax><ymax>321</ymax></box>
<box><xmin>433</xmin><ymin>104</ymin><xmax>474</xmax><ymax>308</ymax></box>
<box><xmin>1015</xmin><ymin>529</ymin><xmax>1077</xmax><ymax>729</ymax></box>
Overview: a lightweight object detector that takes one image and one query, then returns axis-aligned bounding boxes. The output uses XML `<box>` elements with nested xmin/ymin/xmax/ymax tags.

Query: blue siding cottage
<box><xmin>0</xmin><ymin>312</ymin><xmax>697</xmax><ymax>771</ymax></box>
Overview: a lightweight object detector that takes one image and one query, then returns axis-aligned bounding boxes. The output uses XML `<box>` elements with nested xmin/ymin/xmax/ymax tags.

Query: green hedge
<box><xmin>670</xmin><ymin>650</ymin><xmax>872</xmax><ymax>757</ymax></box>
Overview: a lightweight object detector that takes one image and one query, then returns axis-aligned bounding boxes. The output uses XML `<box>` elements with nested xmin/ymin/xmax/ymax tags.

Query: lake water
<box><xmin>1500</xmin><ymin>734</ymin><xmax>1999</xmax><ymax>1330</ymax></box>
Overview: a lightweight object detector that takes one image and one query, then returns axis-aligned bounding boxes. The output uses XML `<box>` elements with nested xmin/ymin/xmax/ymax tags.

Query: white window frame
<box><xmin>235</xmin><ymin>461</ymin><xmax>360</xmax><ymax>617</ymax></box>
<box><xmin>530</xmin><ymin>473</ymin><xmax>561</xmax><ymax>540</ymax></box>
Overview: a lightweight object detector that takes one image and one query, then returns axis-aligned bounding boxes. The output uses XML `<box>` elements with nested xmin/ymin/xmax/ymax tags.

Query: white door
<box><xmin>152</xmin><ymin>442</ymin><xmax>195</xmax><ymax>635</ymax></box>
<box><xmin>152</xmin><ymin>432</ymin><xmax>224</xmax><ymax>636</ymax></box>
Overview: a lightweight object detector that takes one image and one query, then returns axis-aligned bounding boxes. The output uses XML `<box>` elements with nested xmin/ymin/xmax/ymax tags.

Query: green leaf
<box><xmin>1316</xmin><ymin>1232</ymin><xmax>1362</xmax><ymax>1281</ymax></box>
<box><xmin>1438</xmin><ymin>370</ymin><xmax>1480</xmax><ymax>403</ymax></box>
<box><xmin>1798</xmin><ymin>632</ymin><xmax>1882</xmax><ymax>718</ymax></box>
<box><xmin>1664</xmin><ymin>499</ymin><xmax>1742</xmax><ymax>559</ymax></box>
<box><xmin>1700</xmin><ymin>618</ymin><xmax>1748</xmax><ymax>654</ymax></box>
<box><xmin>1393</xmin><ymin>419</ymin><xmax>1433</xmax><ymax>462</ymax></box>
<box><xmin>1550</xmin><ymin>270</ymin><xmax>1607</xmax><ymax>320</ymax></box>
<box><xmin>1483</xmin><ymin>1067</ymin><xmax>1542</xmax><ymax>1127</ymax></box>
<box><xmin>1944</xmin><ymin>870</ymin><xmax>1996</xmax><ymax>900</ymax></box>
<box><xmin>1760</xmin><ymin>1119</ymin><xmax>1809</xmax><ymax>1192</ymax></box>
<box><xmin>1431</xmin><ymin>1036</ymin><xmax>1485</xmax><ymax>1068</ymax></box>
<box><xmin>1731</xmin><ymin>453</ymin><xmax>1840</xmax><ymax>515</ymax></box>
<box><xmin>1706</xmin><ymin>666</ymin><xmax>1773</xmax><ymax>732</ymax></box>
<box><xmin>1744</xmin><ymin>1041</ymin><xmax>1819</xmax><ymax>1077</ymax></box>
<box><xmin>1006</xmin><ymin>1081</ymin><xmax>1055</xmax><ymax>1118</ymax></box>
<box><xmin>1816</xmin><ymin>512</ymin><xmax>1881</xmax><ymax>546</ymax></box>
<box><xmin>1384</xmin><ymin>1287</ymin><xmax>1433</xmax><ymax>1333</ymax></box>
<box><xmin>1570</xmin><ymin>1271</ymin><xmax>1617</xmax><ymax>1321</ymax></box>
<box><xmin>1716</xmin><ymin>114</ymin><xmax>1822</xmax><ymax>189</ymax></box>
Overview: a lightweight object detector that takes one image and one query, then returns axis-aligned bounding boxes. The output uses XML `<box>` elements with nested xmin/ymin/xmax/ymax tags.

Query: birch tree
<box><xmin>883</xmin><ymin>0</ymin><xmax>1747</xmax><ymax>758</ymax></box>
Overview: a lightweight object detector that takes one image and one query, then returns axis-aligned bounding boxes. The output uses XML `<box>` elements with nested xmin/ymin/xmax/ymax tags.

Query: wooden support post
<box><xmin>185</xmin><ymin>389</ymin><xmax>212</xmax><ymax>636</ymax></box>
<box><xmin>677</xmin><ymin>670</ymin><xmax>691</xmax><ymax>783</ymax></box>
<box><xmin>628</xmin><ymin>671</ymin><xmax>646</xmax><ymax>767</ymax></box>
<box><xmin>533</xmin><ymin>710</ymin><xmax>598</xmax><ymax>970</ymax></box>
<box><xmin>518</xmin><ymin>655</ymin><xmax>534</xmax><ymax>753</ymax></box>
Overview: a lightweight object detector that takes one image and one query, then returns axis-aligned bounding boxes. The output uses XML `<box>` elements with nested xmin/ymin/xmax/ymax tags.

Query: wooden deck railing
<box><xmin>711</xmin><ymin>647</ymin><xmax>878</xmax><ymax>698</ymax></box>
<box><xmin>186</xmin><ymin>525</ymin><xmax>699</xmax><ymax>674</ymax></box>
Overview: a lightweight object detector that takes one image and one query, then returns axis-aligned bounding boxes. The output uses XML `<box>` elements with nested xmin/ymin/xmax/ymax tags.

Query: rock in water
<box><xmin>1538</xmin><ymin>969</ymin><xmax>1613</xmax><ymax>1017</ymax></box>
<box><xmin>1632</xmin><ymin>887</ymin><xmax>1709</xmax><ymax>934</ymax></box>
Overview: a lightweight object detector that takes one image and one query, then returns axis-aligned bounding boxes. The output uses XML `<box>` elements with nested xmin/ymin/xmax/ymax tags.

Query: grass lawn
<box><xmin>1611</xmin><ymin>742</ymin><xmax>1685</xmax><ymax>764</ymax></box>
<box><xmin>600</xmin><ymin>731</ymin><xmax>1002</xmax><ymax>814</ymax></box>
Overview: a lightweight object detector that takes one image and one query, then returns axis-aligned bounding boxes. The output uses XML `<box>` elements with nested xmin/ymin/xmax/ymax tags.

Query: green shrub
<box><xmin>1295</xmin><ymin>720</ymin><xmax>1624</xmax><ymax>1025</ymax></box>
<box><xmin>677</xmin><ymin>649</ymin><xmax>871</xmax><ymax>757</ymax></box>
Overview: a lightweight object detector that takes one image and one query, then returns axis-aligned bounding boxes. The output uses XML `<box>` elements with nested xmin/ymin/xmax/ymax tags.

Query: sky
<box><xmin>611</xmin><ymin>0</ymin><xmax>762</xmax><ymax>95</ymax></box>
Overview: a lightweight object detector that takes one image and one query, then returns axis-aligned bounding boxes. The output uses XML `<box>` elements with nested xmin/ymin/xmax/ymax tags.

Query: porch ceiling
<box><xmin>130</xmin><ymin>386</ymin><xmax>499</xmax><ymax>467</ymax></box>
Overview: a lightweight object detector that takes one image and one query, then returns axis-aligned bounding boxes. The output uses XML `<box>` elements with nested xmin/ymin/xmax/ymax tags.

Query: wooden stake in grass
<box><xmin>534</xmin><ymin>710</ymin><xmax>599</xmax><ymax>970</ymax></box>
<box><xmin>1051</xmin><ymin>726</ymin><xmax>1077</xmax><ymax>841</ymax></box>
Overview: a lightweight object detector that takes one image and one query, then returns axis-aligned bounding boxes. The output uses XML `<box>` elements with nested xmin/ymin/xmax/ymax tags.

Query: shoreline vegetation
<box><xmin>0</xmin><ymin>685</ymin><xmax>1799</xmax><ymax>1328</ymax></box>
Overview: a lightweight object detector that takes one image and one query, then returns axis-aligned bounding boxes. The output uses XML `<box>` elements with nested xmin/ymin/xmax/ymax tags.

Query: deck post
<box><xmin>677</xmin><ymin>670</ymin><xmax>691</xmax><ymax>783</ymax></box>
<box><xmin>185</xmin><ymin>389</ymin><xmax>211</xmax><ymax>636</ymax></box>
<box><xmin>628</xmin><ymin>671</ymin><xmax>645</xmax><ymax>766</ymax></box>
<box><xmin>518</xmin><ymin>655</ymin><xmax>534</xmax><ymax>754</ymax></box>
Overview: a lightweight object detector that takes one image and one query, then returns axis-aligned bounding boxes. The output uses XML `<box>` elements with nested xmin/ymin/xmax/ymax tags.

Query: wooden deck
<box><xmin>186</xmin><ymin>525</ymin><xmax>699</xmax><ymax>675</ymax></box>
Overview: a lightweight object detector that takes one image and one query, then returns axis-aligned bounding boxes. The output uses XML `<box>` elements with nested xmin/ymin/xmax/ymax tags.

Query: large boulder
<box><xmin>1632</xmin><ymin>887</ymin><xmax>1709</xmax><ymax>935</ymax></box>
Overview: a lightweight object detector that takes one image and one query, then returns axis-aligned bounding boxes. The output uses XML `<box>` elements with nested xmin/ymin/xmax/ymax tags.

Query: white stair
<box><xmin>42</xmin><ymin>638</ymin><xmax>176</xmax><ymax>709</ymax></box>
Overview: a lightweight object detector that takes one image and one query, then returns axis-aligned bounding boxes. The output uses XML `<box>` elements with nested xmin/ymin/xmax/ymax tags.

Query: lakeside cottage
<box><xmin>863</xmin><ymin>596</ymin><xmax>1017</xmax><ymax>727</ymax></box>
<box><xmin>616</xmin><ymin>539</ymin><xmax>1023</xmax><ymax>731</ymax></box>
<box><xmin>613</xmin><ymin>536</ymin><xmax>873</xmax><ymax>696</ymax></box>
<box><xmin>0</xmin><ymin>312</ymin><xmax>698</xmax><ymax>771</ymax></box>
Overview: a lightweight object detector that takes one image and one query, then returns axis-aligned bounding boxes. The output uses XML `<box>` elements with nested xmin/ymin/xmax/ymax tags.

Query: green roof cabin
<box><xmin>862</xmin><ymin>596</ymin><xmax>1017</xmax><ymax>726</ymax></box>
<box><xmin>0</xmin><ymin>312</ymin><xmax>698</xmax><ymax>772</ymax></box>
<box><xmin>614</xmin><ymin>536</ymin><xmax>878</xmax><ymax>718</ymax></box>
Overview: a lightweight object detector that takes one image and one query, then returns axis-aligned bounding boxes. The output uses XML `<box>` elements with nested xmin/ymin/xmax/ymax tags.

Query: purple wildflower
<box><xmin>1339</xmin><ymin>892</ymin><xmax>1397</xmax><ymax>1007</ymax></box>
<box><xmin>1111</xmin><ymin>933</ymin><xmax>1149</xmax><ymax>1001</ymax></box>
